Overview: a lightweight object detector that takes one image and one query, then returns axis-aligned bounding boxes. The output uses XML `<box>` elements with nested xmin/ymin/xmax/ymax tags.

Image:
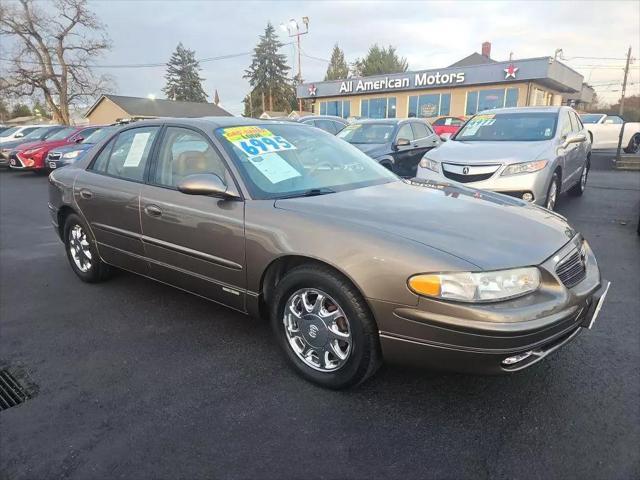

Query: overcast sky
<box><xmin>41</xmin><ymin>0</ymin><xmax>640</xmax><ymax>114</ymax></box>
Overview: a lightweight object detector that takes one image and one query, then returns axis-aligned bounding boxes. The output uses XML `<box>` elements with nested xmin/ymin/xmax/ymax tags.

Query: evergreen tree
<box><xmin>10</xmin><ymin>103</ymin><xmax>31</xmax><ymax>118</ymax></box>
<box><xmin>325</xmin><ymin>44</ymin><xmax>349</xmax><ymax>81</ymax></box>
<box><xmin>244</xmin><ymin>23</ymin><xmax>294</xmax><ymax>113</ymax></box>
<box><xmin>163</xmin><ymin>43</ymin><xmax>208</xmax><ymax>103</ymax></box>
<box><xmin>352</xmin><ymin>44</ymin><xmax>408</xmax><ymax>77</ymax></box>
<box><xmin>32</xmin><ymin>100</ymin><xmax>50</xmax><ymax>119</ymax></box>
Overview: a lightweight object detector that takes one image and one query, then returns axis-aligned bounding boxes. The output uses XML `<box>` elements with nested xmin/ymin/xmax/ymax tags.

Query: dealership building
<box><xmin>296</xmin><ymin>43</ymin><xmax>591</xmax><ymax>119</ymax></box>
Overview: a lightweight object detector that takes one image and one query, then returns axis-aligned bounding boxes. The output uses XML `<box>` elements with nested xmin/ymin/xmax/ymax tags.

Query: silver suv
<box><xmin>416</xmin><ymin>106</ymin><xmax>591</xmax><ymax>210</ymax></box>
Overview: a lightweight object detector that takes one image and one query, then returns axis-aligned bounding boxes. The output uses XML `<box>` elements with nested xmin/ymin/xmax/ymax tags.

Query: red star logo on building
<box><xmin>308</xmin><ymin>84</ymin><xmax>317</xmax><ymax>96</ymax></box>
<box><xmin>504</xmin><ymin>64</ymin><xmax>519</xmax><ymax>79</ymax></box>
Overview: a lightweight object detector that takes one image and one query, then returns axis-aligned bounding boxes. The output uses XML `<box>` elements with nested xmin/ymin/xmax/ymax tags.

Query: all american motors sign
<box><xmin>339</xmin><ymin>71</ymin><xmax>466</xmax><ymax>94</ymax></box>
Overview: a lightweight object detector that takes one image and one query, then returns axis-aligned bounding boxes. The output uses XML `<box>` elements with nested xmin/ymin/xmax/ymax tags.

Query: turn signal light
<box><xmin>408</xmin><ymin>275</ymin><xmax>441</xmax><ymax>297</ymax></box>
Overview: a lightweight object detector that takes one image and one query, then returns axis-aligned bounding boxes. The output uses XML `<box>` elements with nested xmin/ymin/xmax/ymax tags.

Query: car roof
<box><xmin>478</xmin><ymin>106</ymin><xmax>567</xmax><ymax>115</ymax></box>
<box><xmin>298</xmin><ymin>115</ymin><xmax>348</xmax><ymax>123</ymax></box>
<box><xmin>349</xmin><ymin>118</ymin><xmax>410</xmax><ymax>125</ymax></box>
<box><xmin>124</xmin><ymin>116</ymin><xmax>316</xmax><ymax>130</ymax></box>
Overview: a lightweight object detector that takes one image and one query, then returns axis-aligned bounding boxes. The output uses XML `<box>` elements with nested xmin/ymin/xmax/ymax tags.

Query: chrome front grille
<box><xmin>556</xmin><ymin>246</ymin><xmax>586</xmax><ymax>288</ymax></box>
<box><xmin>441</xmin><ymin>163</ymin><xmax>501</xmax><ymax>183</ymax></box>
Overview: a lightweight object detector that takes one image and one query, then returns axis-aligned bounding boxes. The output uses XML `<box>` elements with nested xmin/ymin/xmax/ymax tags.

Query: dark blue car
<box><xmin>46</xmin><ymin>126</ymin><xmax>119</xmax><ymax>169</ymax></box>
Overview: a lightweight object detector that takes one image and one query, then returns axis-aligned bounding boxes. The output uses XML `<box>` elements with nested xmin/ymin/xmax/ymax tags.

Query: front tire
<box><xmin>270</xmin><ymin>264</ymin><xmax>381</xmax><ymax>389</ymax></box>
<box><xmin>64</xmin><ymin>213</ymin><xmax>111</xmax><ymax>283</ymax></box>
<box><xmin>545</xmin><ymin>171</ymin><xmax>561</xmax><ymax>211</ymax></box>
<box><xmin>569</xmin><ymin>159</ymin><xmax>589</xmax><ymax>196</ymax></box>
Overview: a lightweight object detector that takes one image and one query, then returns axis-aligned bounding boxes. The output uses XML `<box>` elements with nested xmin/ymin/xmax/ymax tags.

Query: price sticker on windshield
<box><xmin>221</xmin><ymin>127</ymin><xmax>296</xmax><ymax>158</ymax></box>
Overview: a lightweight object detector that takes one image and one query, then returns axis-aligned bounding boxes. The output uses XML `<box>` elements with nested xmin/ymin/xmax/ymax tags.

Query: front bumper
<box><xmin>372</xmin><ymin>238</ymin><xmax>607</xmax><ymax>374</ymax></box>
<box><xmin>416</xmin><ymin>164</ymin><xmax>551</xmax><ymax>206</ymax></box>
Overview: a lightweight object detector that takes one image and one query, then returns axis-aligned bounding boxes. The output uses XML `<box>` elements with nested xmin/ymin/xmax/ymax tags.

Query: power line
<box><xmin>0</xmin><ymin>43</ymin><xmax>295</xmax><ymax>69</ymax></box>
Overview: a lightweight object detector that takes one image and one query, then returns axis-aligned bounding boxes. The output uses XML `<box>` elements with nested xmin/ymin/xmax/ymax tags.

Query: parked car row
<box><xmin>0</xmin><ymin>123</ymin><xmax>130</xmax><ymax>173</ymax></box>
<box><xmin>579</xmin><ymin>113</ymin><xmax>640</xmax><ymax>153</ymax></box>
<box><xmin>47</xmin><ymin>115</ymin><xmax>608</xmax><ymax>389</ymax></box>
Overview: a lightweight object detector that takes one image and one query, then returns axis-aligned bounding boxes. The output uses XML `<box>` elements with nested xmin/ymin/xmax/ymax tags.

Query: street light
<box><xmin>282</xmin><ymin>16</ymin><xmax>309</xmax><ymax>112</ymax></box>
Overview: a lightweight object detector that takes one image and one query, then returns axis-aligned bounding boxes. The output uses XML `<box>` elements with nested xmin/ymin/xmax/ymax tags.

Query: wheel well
<box><xmin>258</xmin><ymin>255</ymin><xmax>367</xmax><ymax>319</ymax></box>
<box><xmin>57</xmin><ymin>205</ymin><xmax>76</xmax><ymax>240</ymax></box>
<box><xmin>554</xmin><ymin>165</ymin><xmax>562</xmax><ymax>183</ymax></box>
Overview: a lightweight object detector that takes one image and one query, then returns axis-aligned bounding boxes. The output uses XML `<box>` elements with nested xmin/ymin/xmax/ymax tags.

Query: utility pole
<box><xmin>615</xmin><ymin>46</ymin><xmax>632</xmax><ymax>165</ymax></box>
<box><xmin>619</xmin><ymin>46</ymin><xmax>632</xmax><ymax>116</ymax></box>
<box><xmin>283</xmin><ymin>17</ymin><xmax>309</xmax><ymax>113</ymax></box>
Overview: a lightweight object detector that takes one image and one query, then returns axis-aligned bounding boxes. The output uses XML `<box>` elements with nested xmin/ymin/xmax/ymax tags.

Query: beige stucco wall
<box><xmin>86</xmin><ymin>98</ymin><xmax>130</xmax><ymax>124</ymax></box>
<box><xmin>312</xmin><ymin>81</ymin><xmax>558</xmax><ymax>118</ymax></box>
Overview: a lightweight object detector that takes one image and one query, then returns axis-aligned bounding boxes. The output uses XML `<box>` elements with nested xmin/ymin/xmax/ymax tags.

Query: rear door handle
<box><xmin>79</xmin><ymin>189</ymin><xmax>93</xmax><ymax>200</ymax></box>
<box><xmin>144</xmin><ymin>204</ymin><xmax>162</xmax><ymax>217</ymax></box>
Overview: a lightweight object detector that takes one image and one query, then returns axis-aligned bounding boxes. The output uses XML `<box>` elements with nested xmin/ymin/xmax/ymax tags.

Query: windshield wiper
<box><xmin>275</xmin><ymin>188</ymin><xmax>336</xmax><ymax>199</ymax></box>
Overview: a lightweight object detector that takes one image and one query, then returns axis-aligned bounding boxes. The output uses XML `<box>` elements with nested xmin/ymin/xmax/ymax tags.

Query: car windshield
<box><xmin>215</xmin><ymin>123</ymin><xmax>398</xmax><ymax>200</ymax></box>
<box><xmin>0</xmin><ymin>127</ymin><xmax>20</xmax><ymax>138</ymax></box>
<box><xmin>337</xmin><ymin>123</ymin><xmax>395</xmax><ymax>144</ymax></box>
<box><xmin>47</xmin><ymin>127</ymin><xmax>76</xmax><ymax>141</ymax></box>
<box><xmin>579</xmin><ymin>114</ymin><xmax>604</xmax><ymax>124</ymax></box>
<box><xmin>455</xmin><ymin>112</ymin><xmax>557</xmax><ymax>141</ymax></box>
<box><xmin>21</xmin><ymin>127</ymin><xmax>47</xmax><ymax>140</ymax></box>
<box><xmin>82</xmin><ymin>126</ymin><xmax>117</xmax><ymax>144</ymax></box>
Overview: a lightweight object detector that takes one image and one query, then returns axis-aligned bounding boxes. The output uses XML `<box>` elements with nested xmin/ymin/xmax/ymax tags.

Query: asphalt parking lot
<box><xmin>1</xmin><ymin>153</ymin><xmax>639</xmax><ymax>480</ymax></box>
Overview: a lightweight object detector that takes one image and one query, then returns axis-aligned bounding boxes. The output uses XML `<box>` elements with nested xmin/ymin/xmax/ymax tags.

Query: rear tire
<box><xmin>545</xmin><ymin>171</ymin><xmax>561</xmax><ymax>211</ymax></box>
<box><xmin>624</xmin><ymin>133</ymin><xmax>640</xmax><ymax>154</ymax></box>
<box><xmin>270</xmin><ymin>264</ymin><xmax>381</xmax><ymax>389</ymax></box>
<box><xmin>64</xmin><ymin>213</ymin><xmax>111</xmax><ymax>283</ymax></box>
<box><xmin>569</xmin><ymin>159</ymin><xmax>589</xmax><ymax>197</ymax></box>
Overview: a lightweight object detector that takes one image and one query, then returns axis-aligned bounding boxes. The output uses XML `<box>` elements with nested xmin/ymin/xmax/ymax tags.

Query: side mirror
<box><xmin>177</xmin><ymin>173</ymin><xmax>237</xmax><ymax>199</ymax></box>
<box><xmin>394</xmin><ymin>137</ymin><xmax>410</xmax><ymax>149</ymax></box>
<box><xmin>440</xmin><ymin>133</ymin><xmax>452</xmax><ymax>142</ymax></box>
<box><xmin>74</xmin><ymin>136</ymin><xmax>84</xmax><ymax>143</ymax></box>
<box><xmin>14</xmin><ymin>132</ymin><xmax>24</xmax><ymax>138</ymax></box>
<box><xmin>563</xmin><ymin>132</ymin><xmax>586</xmax><ymax>147</ymax></box>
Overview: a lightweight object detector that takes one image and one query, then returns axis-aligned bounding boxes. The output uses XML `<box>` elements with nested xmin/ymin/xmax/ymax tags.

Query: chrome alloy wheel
<box><xmin>283</xmin><ymin>288</ymin><xmax>352</xmax><ymax>372</ymax></box>
<box><xmin>546</xmin><ymin>179</ymin><xmax>558</xmax><ymax>210</ymax></box>
<box><xmin>68</xmin><ymin>224</ymin><xmax>93</xmax><ymax>272</ymax></box>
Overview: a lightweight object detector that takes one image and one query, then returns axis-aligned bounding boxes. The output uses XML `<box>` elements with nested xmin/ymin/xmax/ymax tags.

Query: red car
<box><xmin>431</xmin><ymin>116</ymin><xmax>466</xmax><ymax>137</ymax></box>
<box><xmin>9</xmin><ymin>125</ymin><xmax>101</xmax><ymax>173</ymax></box>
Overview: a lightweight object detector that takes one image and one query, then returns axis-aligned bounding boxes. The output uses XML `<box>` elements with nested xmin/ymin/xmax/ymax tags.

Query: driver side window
<box><xmin>151</xmin><ymin>127</ymin><xmax>227</xmax><ymax>188</ymax></box>
<box><xmin>396</xmin><ymin>124</ymin><xmax>414</xmax><ymax>142</ymax></box>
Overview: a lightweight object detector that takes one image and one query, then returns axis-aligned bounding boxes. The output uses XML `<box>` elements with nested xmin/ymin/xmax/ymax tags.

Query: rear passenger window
<box><xmin>92</xmin><ymin>127</ymin><xmax>159</xmax><ymax>181</ymax></box>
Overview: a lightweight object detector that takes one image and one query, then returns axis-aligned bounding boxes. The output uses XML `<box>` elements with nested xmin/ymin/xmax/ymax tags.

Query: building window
<box><xmin>318</xmin><ymin>100</ymin><xmax>351</xmax><ymax>118</ymax></box>
<box><xmin>361</xmin><ymin>97</ymin><xmax>396</xmax><ymax>119</ymax></box>
<box><xmin>408</xmin><ymin>93</ymin><xmax>451</xmax><ymax>118</ymax></box>
<box><xmin>466</xmin><ymin>88</ymin><xmax>519</xmax><ymax>114</ymax></box>
<box><xmin>466</xmin><ymin>91</ymin><xmax>478</xmax><ymax>115</ymax></box>
<box><xmin>505</xmin><ymin>88</ymin><xmax>519</xmax><ymax>108</ymax></box>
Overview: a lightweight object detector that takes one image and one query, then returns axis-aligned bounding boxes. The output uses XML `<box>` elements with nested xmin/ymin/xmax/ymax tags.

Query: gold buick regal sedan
<box><xmin>48</xmin><ymin>117</ymin><xmax>609</xmax><ymax>389</ymax></box>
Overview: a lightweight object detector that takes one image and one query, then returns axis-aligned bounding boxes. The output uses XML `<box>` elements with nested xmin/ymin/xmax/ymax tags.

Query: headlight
<box><xmin>419</xmin><ymin>155</ymin><xmax>440</xmax><ymax>172</ymax></box>
<box><xmin>408</xmin><ymin>267</ymin><xmax>541</xmax><ymax>302</ymax></box>
<box><xmin>62</xmin><ymin>150</ymin><xmax>81</xmax><ymax>159</ymax></box>
<box><xmin>501</xmin><ymin>160</ymin><xmax>548</xmax><ymax>176</ymax></box>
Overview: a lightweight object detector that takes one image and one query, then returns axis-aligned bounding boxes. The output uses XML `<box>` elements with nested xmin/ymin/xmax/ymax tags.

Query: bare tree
<box><xmin>0</xmin><ymin>0</ymin><xmax>112</xmax><ymax>124</ymax></box>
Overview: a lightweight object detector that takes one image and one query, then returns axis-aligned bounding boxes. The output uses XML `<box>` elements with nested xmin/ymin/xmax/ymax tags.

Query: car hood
<box><xmin>428</xmin><ymin>139</ymin><xmax>552</xmax><ymax>164</ymax></box>
<box><xmin>274</xmin><ymin>180</ymin><xmax>575</xmax><ymax>270</ymax></box>
<box><xmin>1</xmin><ymin>140</ymin><xmax>40</xmax><ymax>151</ymax></box>
<box><xmin>350</xmin><ymin>143</ymin><xmax>388</xmax><ymax>157</ymax></box>
<box><xmin>51</xmin><ymin>143</ymin><xmax>94</xmax><ymax>154</ymax></box>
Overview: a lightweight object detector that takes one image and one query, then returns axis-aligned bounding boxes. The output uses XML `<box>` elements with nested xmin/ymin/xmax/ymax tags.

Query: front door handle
<box><xmin>79</xmin><ymin>189</ymin><xmax>93</xmax><ymax>200</ymax></box>
<box><xmin>144</xmin><ymin>204</ymin><xmax>162</xmax><ymax>218</ymax></box>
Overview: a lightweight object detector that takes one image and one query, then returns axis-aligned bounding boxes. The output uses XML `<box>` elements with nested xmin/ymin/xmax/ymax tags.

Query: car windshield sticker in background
<box><xmin>460</xmin><ymin>114</ymin><xmax>496</xmax><ymax>136</ymax></box>
<box><xmin>222</xmin><ymin>126</ymin><xmax>297</xmax><ymax>158</ymax></box>
<box><xmin>248</xmin><ymin>152</ymin><xmax>301</xmax><ymax>184</ymax></box>
<box><xmin>123</xmin><ymin>132</ymin><xmax>151</xmax><ymax>167</ymax></box>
